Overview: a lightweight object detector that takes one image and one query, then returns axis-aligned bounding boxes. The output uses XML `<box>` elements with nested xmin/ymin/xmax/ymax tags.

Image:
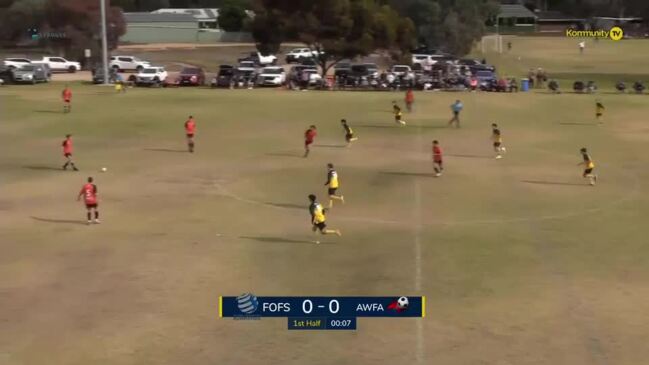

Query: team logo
<box><xmin>237</xmin><ymin>293</ymin><xmax>259</xmax><ymax>314</ymax></box>
<box><xmin>387</xmin><ymin>296</ymin><xmax>409</xmax><ymax>312</ymax></box>
<box><xmin>609</xmin><ymin>26</ymin><xmax>624</xmax><ymax>41</ymax></box>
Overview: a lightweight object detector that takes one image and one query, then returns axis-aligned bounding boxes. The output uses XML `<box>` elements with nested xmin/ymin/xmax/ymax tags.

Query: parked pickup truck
<box><xmin>40</xmin><ymin>56</ymin><xmax>81</xmax><ymax>73</ymax></box>
<box><xmin>237</xmin><ymin>52</ymin><xmax>277</xmax><ymax>66</ymax></box>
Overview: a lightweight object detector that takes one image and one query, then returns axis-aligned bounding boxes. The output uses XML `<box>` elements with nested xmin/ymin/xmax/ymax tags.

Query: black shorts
<box><xmin>453</xmin><ymin>111</ymin><xmax>459</xmax><ymax>117</ymax></box>
<box><xmin>345</xmin><ymin>133</ymin><xmax>354</xmax><ymax>141</ymax></box>
<box><xmin>596</xmin><ymin>112</ymin><xmax>603</xmax><ymax>117</ymax></box>
<box><xmin>494</xmin><ymin>142</ymin><xmax>501</xmax><ymax>147</ymax></box>
<box><xmin>85</xmin><ymin>203</ymin><xmax>98</xmax><ymax>209</ymax></box>
<box><xmin>186</xmin><ymin>133</ymin><xmax>194</xmax><ymax>138</ymax></box>
<box><xmin>314</xmin><ymin>222</ymin><xmax>326</xmax><ymax>231</ymax></box>
<box><xmin>584</xmin><ymin>168</ymin><xmax>593</xmax><ymax>175</ymax></box>
<box><xmin>328</xmin><ymin>188</ymin><xmax>337</xmax><ymax>195</ymax></box>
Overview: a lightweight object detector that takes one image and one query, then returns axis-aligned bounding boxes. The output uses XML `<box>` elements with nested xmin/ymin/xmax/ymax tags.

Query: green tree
<box><xmin>252</xmin><ymin>0</ymin><xmax>415</xmax><ymax>77</ymax></box>
<box><xmin>389</xmin><ymin>0</ymin><xmax>498</xmax><ymax>56</ymax></box>
<box><xmin>217</xmin><ymin>0</ymin><xmax>247</xmax><ymax>31</ymax></box>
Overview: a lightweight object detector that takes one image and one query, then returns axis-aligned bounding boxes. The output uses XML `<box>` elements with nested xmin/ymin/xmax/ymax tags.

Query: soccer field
<box><xmin>1</xmin><ymin>82</ymin><xmax>649</xmax><ymax>364</ymax></box>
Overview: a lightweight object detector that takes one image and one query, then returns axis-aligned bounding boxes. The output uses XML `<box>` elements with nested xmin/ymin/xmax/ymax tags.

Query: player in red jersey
<box><xmin>62</xmin><ymin>134</ymin><xmax>78</xmax><ymax>171</ymax></box>
<box><xmin>184</xmin><ymin>115</ymin><xmax>196</xmax><ymax>153</ymax></box>
<box><xmin>61</xmin><ymin>84</ymin><xmax>72</xmax><ymax>113</ymax></box>
<box><xmin>304</xmin><ymin>125</ymin><xmax>317</xmax><ymax>157</ymax></box>
<box><xmin>77</xmin><ymin>177</ymin><xmax>100</xmax><ymax>224</ymax></box>
<box><xmin>432</xmin><ymin>140</ymin><xmax>443</xmax><ymax>177</ymax></box>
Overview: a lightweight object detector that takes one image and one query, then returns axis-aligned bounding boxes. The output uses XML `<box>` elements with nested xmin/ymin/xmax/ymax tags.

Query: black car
<box><xmin>211</xmin><ymin>65</ymin><xmax>235</xmax><ymax>88</ymax></box>
<box><xmin>0</xmin><ymin>66</ymin><xmax>12</xmax><ymax>84</ymax></box>
<box><xmin>334</xmin><ymin>62</ymin><xmax>351</xmax><ymax>78</ymax></box>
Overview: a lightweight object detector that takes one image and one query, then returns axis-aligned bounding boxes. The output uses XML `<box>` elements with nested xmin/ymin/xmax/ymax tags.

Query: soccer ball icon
<box><xmin>397</xmin><ymin>296</ymin><xmax>409</xmax><ymax>310</ymax></box>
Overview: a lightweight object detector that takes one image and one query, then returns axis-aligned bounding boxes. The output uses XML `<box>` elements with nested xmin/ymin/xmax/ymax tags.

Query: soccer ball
<box><xmin>397</xmin><ymin>296</ymin><xmax>409</xmax><ymax>310</ymax></box>
<box><xmin>101</xmin><ymin>167</ymin><xmax>107</xmax><ymax>172</ymax></box>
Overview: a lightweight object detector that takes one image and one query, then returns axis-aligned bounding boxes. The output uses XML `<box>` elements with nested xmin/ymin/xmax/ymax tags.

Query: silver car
<box><xmin>12</xmin><ymin>65</ymin><xmax>48</xmax><ymax>84</ymax></box>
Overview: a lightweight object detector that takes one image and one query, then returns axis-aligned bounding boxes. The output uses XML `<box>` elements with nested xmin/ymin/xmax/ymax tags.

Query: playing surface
<box><xmin>2</xmin><ymin>40</ymin><xmax>649</xmax><ymax>364</ymax></box>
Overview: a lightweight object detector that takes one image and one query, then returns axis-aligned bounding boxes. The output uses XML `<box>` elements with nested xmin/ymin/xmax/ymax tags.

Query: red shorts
<box><xmin>434</xmin><ymin>159</ymin><xmax>443</xmax><ymax>164</ymax></box>
<box><xmin>64</xmin><ymin>153</ymin><xmax>72</xmax><ymax>158</ymax></box>
<box><xmin>64</xmin><ymin>99</ymin><xmax>71</xmax><ymax>103</ymax></box>
<box><xmin>305</xmin><ymin>140</ymin><xmax>313</xmax><ymax>147</ymax></box>
<box><xmin>186</xmin><ymin>133</ymin><xmax>194</xmax><ymax>138</ymax></box>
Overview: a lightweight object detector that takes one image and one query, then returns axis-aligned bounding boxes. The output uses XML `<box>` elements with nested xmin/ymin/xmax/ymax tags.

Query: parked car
<box><xmin>211</xmin><ymin>65</ymin><xmax>235</xmax><ymax>88</ymax></box>
<box><xmin>334</xmin><ymin>62</ymin><xmax>352</xmax><ymax>78</ymax></box>
<box><xmin>135</xmin><ymin>66</ymin><xmax>167</xmax><ymax>86</ymax></box>
<box><xmin>256</xmin><ymin>66</ymin><xmax>286</xmax><ymax>86</ymax></box>
<box><xmin>40</xmin><ymin>56</ymin><xmax>81</xmax><ymax>73</ymax></box>
<box><xmin>109</xmin><ymin>56</ymin><xmax>150</xmax><ymax>72</ymax></box>
<box><xmin>30</xmin><ymin>62</ymin><xmax>51</xmax><ymax>80</ymax></box>
<box><xmin>177</xmin><ymin>67</ymin><xmax>205</xmax><ymax>86</ymax></box>
<box><xmin>237</xmin><ymin>60</ymin><xmax>257</xmax><ymax>73</ymax></box>
<box><xmin>0</xmin><ymin>66</ymin><xmax>13</xmax><ymax>84</ymax></box>
<box><xmin>475</xmin><ymin>70</ymin><xmax>497</xmax><ymax>89</ymax></box>
<box><xmin>390</xmin><ymin>65</ymin><xmax>415</xmax><ymax>80</ymax></box>
<box><xmin>284</xmin><ymin>48</ymin><xmax>322</xmax><ymax>63</ymax></box>
<box><xmin>238</xmin><ymin>52</ymin><xmax>277</xmax><ymax>66</ymax></box>
<box><xmin>362</xmin><ymin>63</ymin><xmax>379</xmax><ymax>78</ymax></box>
<box><xmin>92</xmin><ymin>67</ymin><xmax>118</xmax><ymax>84</ymax></box>
<box><xmin>303</xmin><ymin>69</ymin><xmax>323</xmax><ymax>86</ymax></box>
<box><xmin>289</xmin><ymin>65</ymin><xmax>316</xmax><ymax>82</ymax></box>
<box><xmin>12</xmin><ymin>64</ymin><xmax>48</xmax><ymax>84</ymax></box>
<box><xmin>3</xmin><ymin>58</ymin><xmax>31</xmax><ymax>69</ymax></box>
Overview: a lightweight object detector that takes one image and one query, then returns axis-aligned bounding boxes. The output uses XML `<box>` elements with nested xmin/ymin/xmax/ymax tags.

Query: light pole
<box><xmin>100</xmin><ymin>0</ymin><xmax>109</xmax><ymax>85</ymax></box>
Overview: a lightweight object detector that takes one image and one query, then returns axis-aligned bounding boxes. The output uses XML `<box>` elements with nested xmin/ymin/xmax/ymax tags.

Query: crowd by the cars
<box><xmin>2</xmin><ymin>47</ymin><xmax>647</xmax><ymax>95</ymax></box>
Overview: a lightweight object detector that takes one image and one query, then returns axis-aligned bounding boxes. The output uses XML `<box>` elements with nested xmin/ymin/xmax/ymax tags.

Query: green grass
<box><xmin>2</xmin><ymin>37</ymin><xmax>649</xmax><ymax>365</ymax></box>
<box><xmin>475</xmin><ymin>36</ymin><xmax>649</xmax><ymax>90</ymax></box>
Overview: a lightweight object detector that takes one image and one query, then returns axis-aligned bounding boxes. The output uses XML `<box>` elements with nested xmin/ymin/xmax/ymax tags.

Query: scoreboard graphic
<box><xmin>220</xmin><ymin>294</ymin><xmax>426</xmax><ymax>330</ymax></box>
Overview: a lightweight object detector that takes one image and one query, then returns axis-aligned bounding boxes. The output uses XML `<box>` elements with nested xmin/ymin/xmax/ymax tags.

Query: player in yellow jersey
<box><xmin>491</xmin><ymin>123</ymin><xmax>506</xmax><ymax>159</ymax></box>
<box><xmin>341</xmin><ymin>119</ymin><xmax>358</xmax><ymax>145</ymax></box>
<box><xmin>324</xmin><ymin>163</ymin><xmax>345</xmax><ymax>208</ymax></box>
<box><xmin>578</xmin><ymin>147</ymin><xmax>597</xmax><ymax>185</ymax></box>
<box><xmin>392</xmin><ymin>101</ymin><xmax>405</xmax><ymax>125</ymax></box>
<box><xmin>595</xmin><ymin>100</ymin><xmax>605</xmax><ymax>123</ymax></box>
<box><xmin>308</xmin><ymin>194</ymin><xmax>341</xmax><ymax>238</ymax></box>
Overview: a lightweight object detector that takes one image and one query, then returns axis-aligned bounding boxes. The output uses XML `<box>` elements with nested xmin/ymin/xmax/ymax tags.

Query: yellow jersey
<box><xmin>310</xmin><ymin>203</ymin><xmax>326</xmax><ymax>223</ymax></box>
<box><xmin>327</xmin><ymin>170</ymin><xmax>339</xmax><ymax>188</ymax></box>
<box><xmin>582</xmin><ymin>153</ymin><xmax>595</xmax><ymax>169</ymax></box>
<box><xmin>492</xmin><ymin>128</ymin><xmax>502</xmax><ymax>143</ymax></box>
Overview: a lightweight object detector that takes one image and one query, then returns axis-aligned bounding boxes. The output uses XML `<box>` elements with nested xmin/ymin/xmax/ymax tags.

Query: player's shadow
<box><xmin>23</xmin><ymin>165</ymin><xmax>64</xmax><ymax>171</ymax></box>
<box><xmin>522</xmin><ymin>180</ymin><xmax>587</xmax><ymax>187</ymax></box>
<box><xmin>380</xmin><ymin>171</ymin><xmax>435</xmax><ymax>178</ymax></box>
<box><xmin>446</xmin><ymin>154</ymin><xmax>493</xmax><ymax>159</ymax></box>
<box><xmin>30</xmin><ymin>216</ymin><xmax>88</xmax><ymax>225</ymax></box>
<box><xmin>358</xmin><ymin>124</ymin><xmax>399</xmax><ymax>129</ymax></box>
<box><xmin>143</xmin><ymin>148</ymin><xmax>187</xmax><ymax>153</ymax></box>
<box><xmin>558</xmin><ymin>122</ymin><xmax>597</xmax><ymax>126</ymax></box>
<box><xmin>265</xmin><ymin>152</ymin><xmax>302</xmax><ymax>158</ymax></box>
<box><xmin>265</xmin><ymin>202</ymin><xmax>304</xmax><ymax>210</ymax></box>
<box><xmin>34</xmin><ymin>110</ymin><xmax>61</xmax><ymax>114</ymax></box>
<box><xmin>314</xmin><ymin>144</ymin><xmax>347</xmax><ymax>148</ymax></box>
<box><xmin>239</xmin><ymin>236</ymin><xmax>327</xmax><ymax>245</ymax></box>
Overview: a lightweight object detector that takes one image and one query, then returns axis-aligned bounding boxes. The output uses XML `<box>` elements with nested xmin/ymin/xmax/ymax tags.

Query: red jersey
<box><xmin>433</xmin><ymin>145</ymin><xmax>443</xmax><ymax>162</ymax></box>
<box><xmin>405</xmin><ymin>90</ymin><xmax>414</xmax><ymax>103</ymax></box>
<box><xmin>62</xmin><ymin>138</ymin><xmax>73</xmax><ymax>155</ymax></box>
<box><xmin>80</xmin><ymin>183</ymin><xmax>97</xmax><ymax>204</ymax></box>
<box><xmin>185</xmin><ymin>119</ymin><xmax>196</xmax><ymax>134</ymax></box>
<box><xmin>62</xmin><ymin>88</ymin><xmax>72</xmax><ymax>101</ymax></box>
<box><xmin>305</xmin><ymin>129</ymin><xmax>317</xmax><ymax>142</ymax></box>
